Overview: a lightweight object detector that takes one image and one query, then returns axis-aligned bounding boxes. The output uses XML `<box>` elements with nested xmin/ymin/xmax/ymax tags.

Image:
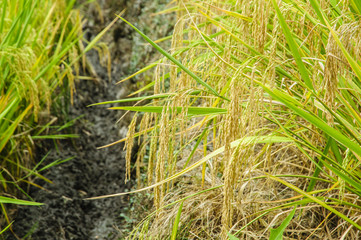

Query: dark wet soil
<box><xmin>10</xmin><ymin>76</ymin><xmax>131</xmax><ymax>240</ymax></box>
<box><xmin>7</xmin><ymin>1</ymin><xmax>173</xmax><ymax>239</ymax></box>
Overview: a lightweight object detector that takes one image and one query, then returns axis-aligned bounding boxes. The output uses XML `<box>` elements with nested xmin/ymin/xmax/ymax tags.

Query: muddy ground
<box><xmin>7</xmin><ymin>1</ymin><xmax>173</xmax><ymax>239</ymax></box>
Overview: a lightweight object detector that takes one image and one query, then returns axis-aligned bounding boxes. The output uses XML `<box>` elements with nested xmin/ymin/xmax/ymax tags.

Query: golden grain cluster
<box><xmin>98</xmin><ymin>0</ymin><xmax>361</xmax><ymax>239</ymax></box>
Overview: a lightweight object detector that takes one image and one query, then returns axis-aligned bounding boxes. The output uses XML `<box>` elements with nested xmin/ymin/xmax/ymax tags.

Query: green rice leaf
<box><xmin>171</xmin><ymin>201</ymin><xmax>184</xmax><ymax>240</ymax></box>
<box><xmin>0</xmin><ymin>196</ymin><xmax>43</xmax><ymax>206</ymax></box>
<box><xmin>0</xmin><ymin>221</ymin><xmax>13</xmax><ymax>234</ymax></box>
<box><xmin>0</xmin><ymin>103</ymin><xmax>31</xmax><ymax>152</ymax></box>
<box><xmin>259</xmin><ymin>83</ymin><xmax>361</xmax><ymax>158</ymax></box>
<box><xmin>109</xmin><ymin>106</ymin><xmax>227</xmax><ymax>116</ymax></box>
<box><xmin>38</xmin><ymin>156</ymin><xmax>75</xmax><ymax>172</ymax></box>
<box><xmin>270</xmin><ymin>176</ymin><xmax>361</xmax><ymax>230</ymax></box>
<box><xmin>117</xmin><ymin>15</ymin><xmax>227</xmax><ymax>100</ymax></box>
<box><xmin>31</xmin><ymin>134</ymin><xmax>79</xmax><ymax>139</ymax></box>
<box><xmin>227</xmin><ymin>233</ymin><xmax>240</xmax><ymax>240</ymax></box>
<box><xmin>88</xmin><ymin>94</ymin><xmax>176</xmax><ymax>106</ymax></box>
<box><xmin>271</xmin><ymin>0</ymin><xmax>313</xmax><ymax>90</ymax></box>
<box><xmin>269</xmin><ymin>207</ymin><xmax>296</xmax><ymax>240</ymax></box>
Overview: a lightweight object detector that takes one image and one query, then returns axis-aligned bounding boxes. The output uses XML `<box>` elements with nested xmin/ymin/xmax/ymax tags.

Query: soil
<box><xmin>6</xmin><ymin>1</ymin><xmax>174</xmax><ymax>239</ymax></box>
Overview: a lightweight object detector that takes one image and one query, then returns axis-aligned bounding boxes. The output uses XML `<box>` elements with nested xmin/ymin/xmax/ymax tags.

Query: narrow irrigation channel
<box><xmin>8</xmin><ymin>1</ymin><xmax>173</xmax><ymax>239</ymax></box>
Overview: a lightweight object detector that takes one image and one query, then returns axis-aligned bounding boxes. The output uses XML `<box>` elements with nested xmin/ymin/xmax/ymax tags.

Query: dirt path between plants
<box><xmin>8</xmin><ymin>1</ymin><xmax>173</xmax><ymax>239</ymax></box>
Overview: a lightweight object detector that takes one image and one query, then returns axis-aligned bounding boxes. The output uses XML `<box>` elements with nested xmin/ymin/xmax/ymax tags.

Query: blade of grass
<box><xmin>0</xmin><ymin>196</ymin><xmax>43</xmax><ymax>206</ymax></box>
<box><xmin>117</xmin><ymin>15</ymin><xmax>227</xmax><ymax>101</ymax></box>
<box><xmin>271</xmin><ymin>0</ymin><xmax>313</xmax><ymax>90</ymax></box>
<box><xmin>171</xmin><ymin>201</ymin><xmax>184</xmax><ymax>240</ymax></box>
<box><xmin>88</xmin><ymin>93</ymin><xmax>177</xmax><ymax>106</ymax></box>
<box><xmin>117</xmin><ymin>61</ymin><xmax>160</xmax><ymax>84</ymax></box>
<box><xmin>259</xmin><ymin>82</ymin><xmax>361</xmax><ymax>158</ymax></box>
<box><xmin>270</xmin><ymin>175</ymin><xmax>361</xmax><ymax>230</ymax></box>
<box><xmin>109</xmin><ymin>106</ymin><xmax>227</xmax><ymax>116</ymax></box>
<box><xmin>228</xmin><ymin>233</ymin><xmax>240</xmax><ymax>240</ymax></box>
<box><xmin>31</xmin><ymin>134</ymin><xmax>79</xmax><ymax>139</ymax></box>
<box><xmin>0</xmin><ymin>221</ymin><xmax>13</xmax><ymax>234</ymax></box>
<box><xmin>0</xmin><ymin>104</ymin><xmax>32</xmax><ymax>152</ymax></box>
<box><xmin>306</xmin><ymin>137</ymin><xmax>332</xmax><ymax>192</ymax></box>
<box><xmin>38</xmin><ymin>156</ymin><xmax>75</xmax><ymax>172</ymax></box>
<box><xmin>309</xmin><ymin>0</ymin><xmax>361</xmax><ymax>81</ymax></box>
<box><xmin>269</xmin><ymin>207</ymin><xmax>297</xmax><ymax>240</ymax></box>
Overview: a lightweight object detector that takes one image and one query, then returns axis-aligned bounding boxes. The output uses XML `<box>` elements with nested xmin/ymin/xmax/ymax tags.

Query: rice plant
<box><xmin>0</xmin><ymin>0</ymin><xmax>101</xmax><ymax>231</ymax></box>
<box><xmin>92</xmin><ymin>0</ymin><xmax>361</xmax><ymax>239</ymax></box>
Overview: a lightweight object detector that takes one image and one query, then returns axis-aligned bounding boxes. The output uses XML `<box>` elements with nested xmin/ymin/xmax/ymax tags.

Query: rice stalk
<box><xmin>88</xmin><ymin>0</ymin><xmax>361</xmax><ymax>238</ymax></box>
<box><xmin>0</xmin><ymin>0</ymin><xmax>109</xmax><ymax>231</ymax></box>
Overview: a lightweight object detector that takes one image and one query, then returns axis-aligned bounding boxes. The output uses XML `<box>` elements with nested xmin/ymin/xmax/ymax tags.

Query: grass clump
<box><xmin>94</xmin><ymin>0</ymin><xmax>361</xmax><ymax>239</ymax></box>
